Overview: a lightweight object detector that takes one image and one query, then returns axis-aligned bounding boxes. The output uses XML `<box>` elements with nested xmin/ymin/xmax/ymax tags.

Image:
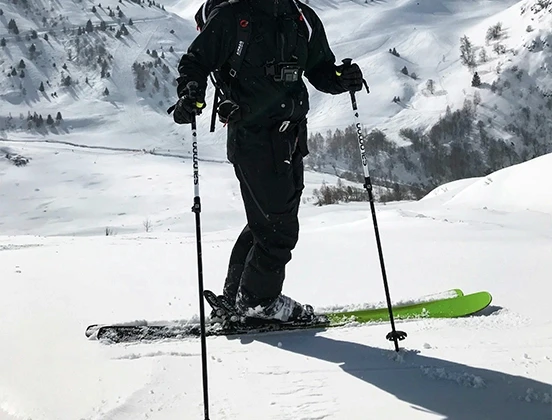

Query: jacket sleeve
<box><xmin>302</xmin><ymin>6</ymin><xmax>347</xmax><ymax>95</ymax></box>
<box><xmin>177</xmin><ymin>6</ymin><xmax>236</xmax><ymax>96</ymax></box>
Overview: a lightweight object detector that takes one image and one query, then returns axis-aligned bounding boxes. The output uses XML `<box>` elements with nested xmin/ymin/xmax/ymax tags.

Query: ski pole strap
<box><xmin>210</xmin><ymin>87</ymin><xmax>221</xmax><ymax>132</ymax></box>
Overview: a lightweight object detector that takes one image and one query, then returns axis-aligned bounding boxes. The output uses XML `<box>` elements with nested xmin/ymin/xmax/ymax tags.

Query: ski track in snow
<box><xmin>113</xmin><ymin>350</ymin><xmax>198</xmax><ymax>360</ymax></box>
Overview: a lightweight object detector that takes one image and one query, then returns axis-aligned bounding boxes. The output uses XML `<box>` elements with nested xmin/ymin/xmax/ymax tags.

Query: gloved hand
<box><xmin>336</xmin><ymin>62</ymin><xmax>365</xmax><ymax>92</ymax></box>
<box><xmin>217</xmin><ymin>99</ymin><xmax>241</xmax><ymax>124</ymax></box>
<box><xmin>168</xmin><ymin>81</ymin><xmax>206</xmax><ymax>124</ymax></box>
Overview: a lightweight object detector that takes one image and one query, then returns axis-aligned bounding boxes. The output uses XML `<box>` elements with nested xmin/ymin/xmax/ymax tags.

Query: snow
<box><xmin>1</xmin><ymin>0</ymin><xmax>552</xmax><ymax>419</ymax></box>
<box><xmin>1</xmin><ymin>147</ymin><xmax>552</xmax><ymax>419</ymax></box>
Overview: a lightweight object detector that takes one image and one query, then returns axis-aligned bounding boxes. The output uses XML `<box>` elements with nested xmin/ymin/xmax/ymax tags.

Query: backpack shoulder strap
<box><xmin>194</xmin><ymin>0</ymin><xmax>250</xmax><ymax>79</ymax></box>
<box><xmin>291</xmin><ymin>0</ymin><xmax>312</xmax><ymax>42</ymax></box>
<box><xmin>227</xmin><ymin>2</ymin><xmax>252</xmax><ymax>78</ymax></box>
<box><xmin>195</xmin><ymin>0</ymin><xmax>241</xmax><ymax>30</ymax></box>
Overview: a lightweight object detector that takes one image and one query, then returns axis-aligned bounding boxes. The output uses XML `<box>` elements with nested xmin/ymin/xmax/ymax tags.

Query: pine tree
<box><xmin>86</xmin><ymin>19</ymin><xmax>94</xmax><ymax>33</ymax></box>
<box><xmin>56</xmin><ymin>112</ymin><xmax>63</xmax><ymax>121</ymax></box>
<box><xmin>473</xmin><ymin>90</ymin><xmax>481</xmax><ymax>107</ymax></box>
<box><xmin>460</xmin><ymin>35</ymin><xmax>476</xmax><ymax>68</ymax></box>
<box><xmin>479</xmin><ymin>48</ymin><xmax>487</xmax><ymax>63</ymax></box>
<box><xmin>39</xmin><ymin>81</ymin><xmax>45</xmax><ymax>92</ymax></box>
<box><xmin>29</xmin><ymin>43</ymin><xmax>36</xmax><ymax>59</ymax></box>
<box><xmin>471</xmin><ymin>72</ymin><xmax>481</xmax><ymax>87</ymax></box>
<box><xmin>18</xmin><ymin>59</ymin><xmax>26</xmax><ymax>69</ymax></box>
<box><xmin>401</xmin><ymin>66</ymin><xmax>409</xmax><ymax>76</ymax></box>
<box><xmin>8</xmin><ymin>19</ymin><xmax>19</xmax><ymax>35</ymax></box>
<box><xmin>0</xmin><ymin>38</ymin><xmax>6</xmax><ymax>47</ymax></box>
<box><xmin>46</xmin><ymin>114</ymin><xmax>54</xmax><ymax>125</ymax></box>
<box><xmin>426</xmin><ymin>79</ymin><xmax>435</xmax><ymax>94</ymax></box>
<box><xmin>103</xmin><ymin>87</ymin><xmax>110</xmax><ymax>96</ymax></box>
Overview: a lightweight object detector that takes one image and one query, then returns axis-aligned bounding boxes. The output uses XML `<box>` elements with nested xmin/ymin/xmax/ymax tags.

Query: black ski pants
<box><xmin>225</xmin><ymin>123</ymin><xmax>305</xmax><ymax>304</ymax></box>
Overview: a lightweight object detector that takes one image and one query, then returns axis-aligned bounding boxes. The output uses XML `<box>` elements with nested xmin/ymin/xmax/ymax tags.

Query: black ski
<box><xmin>88</xmin><ymin>290</ymin><xmax>330</xmax><ymax>343</ymax></box>
<box><xmin>91</xmin><ymin>315</ymin><xmax>331</xmax><ymax>343</ymax></box>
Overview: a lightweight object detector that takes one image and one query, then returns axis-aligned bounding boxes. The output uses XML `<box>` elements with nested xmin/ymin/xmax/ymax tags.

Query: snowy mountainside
<box><xmin>302</xmin><ymin>0</ymin><xmax>552</xmax><ymax>189</ymax></box>
<box><xmin>460</xmin><ymin>0</ymin><xmax>552</xmax><ymax>152</ymax></box>
<box><xmin>2</xmin><ymin>0</ymin><xmax>551</xmax><ymax>164</ymax></box>
<box><xmin>0</xmin><ymin>0</ymin><xmax>219</xmax><ymax>154</ymax></box>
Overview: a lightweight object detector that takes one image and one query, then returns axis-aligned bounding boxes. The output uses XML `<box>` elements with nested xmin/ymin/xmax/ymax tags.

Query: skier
<box><xmin>171</xmin><ymin>0</ymin><xmax>365</xmax><ymax>323</ymax></box>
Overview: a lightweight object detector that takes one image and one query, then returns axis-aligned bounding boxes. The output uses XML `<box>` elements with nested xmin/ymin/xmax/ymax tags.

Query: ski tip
<box><xmin>203</xmin><ymin>289</ymin><xmax>217</xmax><ymax>299</ymax></box>
<box><xmin>85</xmin><ymin>324</ymin><xmax>100</xmax><ymax>338</ymax></box>
<box><xmin>452</xmin><ymin>288</ymin><xmax>464</xmax><ymax>297</ymax></box>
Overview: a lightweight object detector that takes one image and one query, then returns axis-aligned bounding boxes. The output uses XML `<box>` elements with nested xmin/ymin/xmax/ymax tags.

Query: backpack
<box><xmin>194</xmin><ymin>0</ymin><xmax>312</xmax><ymax>131</ymax></box>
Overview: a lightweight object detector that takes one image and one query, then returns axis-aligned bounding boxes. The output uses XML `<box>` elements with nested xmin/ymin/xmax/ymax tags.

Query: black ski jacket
<box><xmin>177</xmin><ymin>0</ymin><xmax>346</xmax><ymax>126</ymax></box>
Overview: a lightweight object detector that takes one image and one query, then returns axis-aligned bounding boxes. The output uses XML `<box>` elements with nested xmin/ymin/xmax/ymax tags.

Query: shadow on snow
<box><xmin>236</xmin><ymin>327</ymin><xmax>551</xmax><ymax>420</ymax></box>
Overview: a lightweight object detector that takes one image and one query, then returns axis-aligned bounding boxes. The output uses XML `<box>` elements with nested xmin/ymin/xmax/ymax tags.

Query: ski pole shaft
<box><xmin>342</xmin><ymin>59</ymin><xmax>406</xmax><ymax>351</ymax></box>
<box><xmin>191</xmin><ymin>115</ymin><xmax>211</xmax><ymax>419</ymax></box>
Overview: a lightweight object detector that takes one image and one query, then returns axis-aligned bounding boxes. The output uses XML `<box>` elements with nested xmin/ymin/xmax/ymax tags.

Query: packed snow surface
<box><xmin>1</xmin><ymin>146</ymin><xmax>551</xmax><ymax>419</ymax></box>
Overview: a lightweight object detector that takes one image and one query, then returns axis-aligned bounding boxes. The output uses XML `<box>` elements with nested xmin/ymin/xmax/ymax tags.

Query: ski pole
<box><xmin>342</xmin><ymin>59</ymin><xmax>407</xmax><ymax>352</ymax></box>
<box><xmin>190</xmin><ymin>113</ymin><xmax>211</xmax><ymax>419</ymax></box>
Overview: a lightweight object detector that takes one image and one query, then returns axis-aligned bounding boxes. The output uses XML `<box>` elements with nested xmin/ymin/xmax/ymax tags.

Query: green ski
<box><xmin>326</xmin><ymin>291</ymin><xmax>492</xmax><ymax>325</ymax></box>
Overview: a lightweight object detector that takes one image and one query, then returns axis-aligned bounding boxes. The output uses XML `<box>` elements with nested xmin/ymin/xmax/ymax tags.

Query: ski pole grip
<box><xmin>341</xmin><ymin>59</ymin><xmax>357</xmax><ymax>108</ymax></box>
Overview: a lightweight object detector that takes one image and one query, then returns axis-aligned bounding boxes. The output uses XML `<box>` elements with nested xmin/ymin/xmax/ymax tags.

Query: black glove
<box><xmin>167</xmin><ymin>81</ymin><xmax>206</xmax><ymax>124</ymax></box>
<box><xmin>336</xmin><ymin>62</ymin><xmax>364</xmax><ymax>92</ymax></box>
<box><xmin>217</xmin><ymin>99</ymin><xmax>241</xmax><ymax>124</ymax></box>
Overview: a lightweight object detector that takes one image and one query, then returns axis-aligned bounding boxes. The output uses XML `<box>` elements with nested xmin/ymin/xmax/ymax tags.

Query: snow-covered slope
<box><xmin>0</xmin><ymin>0</ymin><xmax>221</xmax><ymax>155</ymax></box>
<box><xmin>2</xmin><ymin>0</ymin><xmax>551</xmax><ymax>159</ymax></box>
<box><xmin>423</xmin><ymin>152</ymin><xmax>552</xmax><ymax>214</ymax></box>
<box><xmin>1</xmin><ymin>147</ymin><xmax>552</xmax><ymax>418</ymax></box>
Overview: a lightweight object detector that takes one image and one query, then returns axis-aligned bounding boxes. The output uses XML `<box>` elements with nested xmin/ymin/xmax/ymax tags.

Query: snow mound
<box><xmin>423</xmin><ymin>153</ymin><xmax>552</xmax><ymax>214</ymax></box>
